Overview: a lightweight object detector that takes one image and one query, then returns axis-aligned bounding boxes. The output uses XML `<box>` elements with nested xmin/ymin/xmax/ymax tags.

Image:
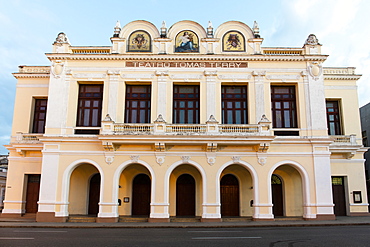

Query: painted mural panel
<box><xmin>223</xmin><ymin>31</ymin><xmax>245</xmax><ymax>52</ymax></box>
<box><xmin>128</xmin><ymin>30</ymin><xmax>151</xmax><ymax>52</ymax></box>
<box><xmin>175</xmin><ymin>30</ymin><xmax>199</xmax><ymax>53</ymax></box>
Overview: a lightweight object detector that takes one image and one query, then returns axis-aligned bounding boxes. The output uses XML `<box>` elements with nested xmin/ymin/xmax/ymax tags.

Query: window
<box><xmin>326</xmin><ymin>100</ymin><xmax>342</xmax><ymax>135</ymax></box>
<box><xmin>76</xmin><ymin>84</ymin><xmax>103</xmax><ymax>127</ymax></box>
<box><xmin>173</xmin><ymin>85</ymin><xmax>199</xmax><ymax>124</ymax></box>
<box><xmin>32</xmin><ymin>98</ymin><xmax>47</xmax><ymax>133</ymax></box>
<box><xmin>271</xmin><ymin>86</ymin><xmax>297</xmax><ymax>128</ymax></box>
<box><xmin>125</xmin><ymin>85</ymin><xmax>151</xmax><ymax>123</ymax></box>
<box><xmin>222</xmin><ymin>86</ymin><xmax>248</xmax><ymax>124</ymax></box>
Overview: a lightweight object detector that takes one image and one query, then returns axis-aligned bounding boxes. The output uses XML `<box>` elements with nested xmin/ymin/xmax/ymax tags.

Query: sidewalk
<box><xmin>0</xmin><ymin>216</ymin><xmax>370</xmax><ymax>228</ymax></box>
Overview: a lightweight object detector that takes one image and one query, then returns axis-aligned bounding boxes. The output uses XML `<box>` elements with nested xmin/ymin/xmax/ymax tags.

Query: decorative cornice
<box><xmin>45</xmin><ymin>54</ymin><xmax>328</xmax><ymax>62</ymax></box>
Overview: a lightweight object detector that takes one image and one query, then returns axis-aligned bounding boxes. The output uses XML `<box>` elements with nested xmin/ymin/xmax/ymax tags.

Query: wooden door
<box><xmin>176</xmin><ymin>174</ymin><xmax>195</xmax><ymax>216</ymax></box>
<box><xmin>132</xmin><ymin>174</ymin><xmax>151</xmax><ymax>216</ymax></box>
<box><xmin>25</xmin><ymin>174</ymin><xmax>41</xmax><ymax>213</ymax></box>
<box><xmin>332</xmin><ymin>177</ymin><xmax>346</xmax><ymax>216</ymax></box>
<box><xmin>272</xmin><ymin>174</ymin><xmax>284</xmax><ymax>216</ymax></box>
<box><xmin>221</xmin><ymin>174</ymin><xmax>240</xmax><ymax>216</ymax></box>
<box><xmin>88</xmin><ymin>173</ymin><xmax>100</xmax><ymax>215</ymax></box>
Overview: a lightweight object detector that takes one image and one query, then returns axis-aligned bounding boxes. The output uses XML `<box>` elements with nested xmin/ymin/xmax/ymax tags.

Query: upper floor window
<box><xmin>32</xmin><ymin>98</ymin><xmax>47</xmax><ymax>133</ymax></box>
<box><xmin>271</xmin><ymin>86</ymin><xmax>297</xmax><ymax>128</ymax></box>
<box><xmin>76</xmin><ymin>84</ymin><xmax>103</xmax><ymax>127</ymax></box>
<box><xmin>326</xmin><ymin>100</ymin><xmax>342</xmax><ymax>135</ymax></box>
<box><xmin>222</xmin><ymin>86</ymin><xmax>248</xmax><ymax>124</ymax></box>
<box><xmin>173</xmin><ymin>85</ymin><xmax>199</xmax><ymax>124</ymax></box>
<box><xmin>125</xmin><ymin>85</ymin><xmax>151</xmax><ymax>123</ymax></box>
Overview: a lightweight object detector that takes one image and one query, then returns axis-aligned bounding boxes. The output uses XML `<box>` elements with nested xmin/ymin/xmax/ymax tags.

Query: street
<box><xmin>0</xmin><ymin>225</ymin><xmax>369</xmax><ymax>246</ymax></box>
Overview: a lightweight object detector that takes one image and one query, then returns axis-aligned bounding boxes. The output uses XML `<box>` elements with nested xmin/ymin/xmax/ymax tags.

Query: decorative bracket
<box><xmin>206</xmin><ymin>143</ymin><xmax>217</xmax><ymax>152</ymax></box>
<box><xmin>254</xmin><ymin>143</ymin><xmax>270</xmax><ymax>153</ymax></box>
<box><xmin>155</xmin><ymin>142</ymin><xmax>166</xmax><ymax>152</ymax></box>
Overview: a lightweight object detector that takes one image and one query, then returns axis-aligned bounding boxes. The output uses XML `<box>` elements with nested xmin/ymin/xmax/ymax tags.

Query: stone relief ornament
<box><xmin>51</xmin><ymin>61</ymin><xmax>64</xmax><ymax>78</ymax></box>
<box><xmin>181</xmin><ymin>156</ymin><xmax>190</xmax><ymax>163</ymax></box>
<box><xmin>305</xmin><ymin>34</ymin><xmax>320</xmax><ymax>46</ymax></box>
<box><xmin>105</xmin><ymin>155</ymin><xmax>114</xmax><ymax>165</ymax></box>
<box><xmin>308</xmin><ymin>62</ymin><xmax>323</xmax><ymax>80</ymax></box>
<box><xmin>232</xmin><ymin>156</ymin><xmax>241</xmax><ymax>163</ymax></box>
<box><xmin>130</xmin><ymin>155</ymin><xmax>140</xmax><ymax>163</ymax></box>
<box><xmin>155</xmin><ymin>155</ymin><xmax>165</xmax><ymax>166</ymax></box>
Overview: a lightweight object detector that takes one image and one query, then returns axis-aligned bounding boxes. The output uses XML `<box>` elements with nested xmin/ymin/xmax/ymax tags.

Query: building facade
<box><xmin>2</xmin><ymin>20</ymin><xmax>368</xmax><ymax>222</ymax></box>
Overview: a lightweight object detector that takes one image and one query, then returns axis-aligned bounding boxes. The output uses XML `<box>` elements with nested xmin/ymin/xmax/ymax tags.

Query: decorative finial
<box><xmin>305</xmin><ymin>34</ymin><xmax>320</xmax><ymax>46</ymax></box>
<box><xmin>113</xmin><ymin>21</ymin><xmax>121</xmax><ymax>37</ymax></box>
<box><xmin>103</xmin><ymin>114</ymin><xmax>113</xmax><ymax>121</ymax></box>
<box><xmin>207</xmin><ymin>21</ymin><xmax>214</xmax><ymax>38</ymax></box>
<box><xmin>154</xmin><ymin>114</ymin><xmax>166</xmax><ymax>123</ymax></box>
<box><xmin>259</xmin><ymin>114</ymin><xmax>270</xmax><ymax>123</ymax></box>
<box><xmin>253</xmin><ymin>21</ymin><xmax>260</xmax><ymax>38</ymax></box>
<box><xmin>206</xmin><ymin>115</ymin><xmax>218</xmax><ymax>123</ymax></box>
<box><xmin>160</xmin><ymin>21</ymin><xmax>167</xmax><ymax>38</ymax></box>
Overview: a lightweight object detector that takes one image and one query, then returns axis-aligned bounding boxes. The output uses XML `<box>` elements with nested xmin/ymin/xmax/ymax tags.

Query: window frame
<box><xmin>271</xmin><ymin>85</ymin><xmax>298</xmax><ymax>129</ymax></box>
<box><xmin>32</xmin><ymin>98</ymin><xmax>48</xmax><ymax>133</ymax></box>
<box><xmin>76</xmin><ymin>84</ymin><xmax>103</xmax><ymax>127</ymax></box>
<box><xmin>326</xmin><ymin>99</ymin><xmax>342</xmax><ymax>135</ymax></box>
<box><xmin>221</xmin><ymin>85</ymin><xmax>248</xmax><ymax>124</ymax></box>
<box><xmin>173</xmin><ymin>85</ymin><xmax>200</xmax><ymax>124</ymax></box>
<box><xmin>124</xmin><ymin>85</ymin><xmax>151</xmax><ymax>123</ymax></box>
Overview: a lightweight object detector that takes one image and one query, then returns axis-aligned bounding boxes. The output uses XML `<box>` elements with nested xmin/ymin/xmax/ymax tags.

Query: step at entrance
<box><xmin>170</xmin><ymin>217</ymin><xmax>201</xmax><ymax>223</ymax></box>
<box><xmin>119</xmin><ymin>216</ymin><xmax>148</xmax><ymax>222</ymax></box>
<box><xmin>67</xmin><ymin>215</ymin><xmax>96</xmax><ymax>223</ymax></box>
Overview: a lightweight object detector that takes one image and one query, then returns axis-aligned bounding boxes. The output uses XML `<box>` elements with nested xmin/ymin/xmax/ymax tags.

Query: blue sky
<box><xmin>1</xmin><ymin>0</ymin><xmax>369</xmax><ymax>154</ymax></box>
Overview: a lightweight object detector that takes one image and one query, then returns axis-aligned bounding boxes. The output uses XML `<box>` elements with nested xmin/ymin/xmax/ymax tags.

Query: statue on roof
<box><xmin>305</xmin><ymin>34</ymin><xmax>320</xmax><ymax>46</ymax></box>
<box><xmin>55</xmin><ymin>32</ymin><xmax>69</xmax><ymax>45</ymax></box>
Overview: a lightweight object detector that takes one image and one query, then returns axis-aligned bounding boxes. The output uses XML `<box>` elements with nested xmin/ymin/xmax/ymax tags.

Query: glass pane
<box><xmin>140</xmin><ymin>101</ymin><xmax>146</xmax><ymax>108</ymax></box>
<box><xmin>85</xmin><ymin>101</ymin><xmax>90</xmax><ymax>107</ymax></box>
<box><xmin>93</xmin><ymin>100</ymin><xmax>99</xmax><ymax>107</ymax></box>
<box><xmin>132</xmin><ymin>101</ymin><xmax>138</xmax><ymax>107</ymax></box>
<box><xmin>284</xmin><ymin>110</ymin><xmax>291</xmax><ymax>127</ymax></box>
<box><xmin>179</xmin><ymin>110</ymin><xmax>185</xmax><ymax>123</ymax></box>
<box><xmin>188</xmin><ymin>101</ymin><xmax>193</xmax><ymax>108</ymax></box>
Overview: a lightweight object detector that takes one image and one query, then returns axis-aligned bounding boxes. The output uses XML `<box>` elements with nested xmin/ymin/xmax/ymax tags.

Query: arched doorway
<box><xmin>132</xmin><ymin>174</ymin><xmax>151</xmax><ymax>216</ymax></box>
<box><xmin>221</xmin><ymin>174</ymin><xmax>239</xmax><ymax>216</ymax></box>
<box><xmin>176</xmin><ymin>174</ymin><xmax>195</xmax><ymax>216</ymax></box>
<box><xmin>88</xmin><ymin>173</ymin><xmax>101</xmax><ymax>215</ymax></box>
<box><xmin>271</xmin><ymin>174</ymin><xmax>284</xmax><ymax>216</ymax></box>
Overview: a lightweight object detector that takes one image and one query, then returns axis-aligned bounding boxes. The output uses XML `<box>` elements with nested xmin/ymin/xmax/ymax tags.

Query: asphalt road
<box><xmin>1</xmin><ymin>225</ymin><xmax>369</xmax><ymax>247</ymax></box>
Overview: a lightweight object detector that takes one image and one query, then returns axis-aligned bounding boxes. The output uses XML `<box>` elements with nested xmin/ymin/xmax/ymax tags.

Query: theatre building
<box><xmin>2</xmin><ymin>20</ymin><xmax>368</xmax><ymax>222</ymax></box>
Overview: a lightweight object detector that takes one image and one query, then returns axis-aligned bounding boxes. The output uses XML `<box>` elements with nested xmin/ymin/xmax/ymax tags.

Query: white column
<box><xmin>253</xmin><ymin>71</ymin><xmax>266</xmax><ymax>123</ymax></box>
<box><xmin>107</xmin><ymin>70</ymin><xmax>120</xmax><ymax>120</ymax></box>
<box><xmin>204</xmin><ymin>71</ymin><xmax>218</xmax><ymax>119</ymax></box>
<box><xmin>312</xmin><ymin>147</ymin><xmax>334</xmax><ymax>216</ymax></box>
<box><xmin>155</xmin><ymin>71</ymin><xmax>169</xmax><ymax>121</ymax></box>
<box><xmin>37</xmin><ymin>153</ymin><xmax>60</xmax><ymax>213</ymax></box>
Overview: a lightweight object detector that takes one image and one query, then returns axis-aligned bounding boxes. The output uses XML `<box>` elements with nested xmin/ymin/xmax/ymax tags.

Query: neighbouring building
<box><xmin>359</xmin><ymin>103</ymin><xmax>370</xmax><ymax>210</ymax></box>
<box><xmin>2</xmin><ymin>20</ymin><xmax>368</xmax><ymax>222</ymax></box>
<box><xmin>0</xmin><ymin>155</ymin><xmax>8</xmax><ymax>210</ymax></box>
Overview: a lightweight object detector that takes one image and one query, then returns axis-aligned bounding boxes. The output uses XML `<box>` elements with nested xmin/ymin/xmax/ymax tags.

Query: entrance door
<box><xmin>25</xmin><ymin>174</ymin><xmax>41</xmax><ymax>213</ymax></box>
<box><xmin>221</xmin><ymin>174</ymin><xmax>239</xmax><ymax>216</ymax></box>
<box><xmin>88</xmin><ymin>173</ymin><xmax>100</xmax><ymax>215</ymax></box>
<box><xmin>176</xmin><ymin>174</ymin><xmax>195</xmax><ymax>216</ymax></box>
<box><xmin>132</xmin><ymin>174</ymin><xmax>151</xmax><ymax>216</ymax></box>
<box><xmin>271</xmin><ymin>174</ymin><xmax>284</xmax><ymax>216</ymax></box>
<box><xmin>332</xmin><ymin>176</ymin><xmax>346</xmax><ymax>216</ymax></box>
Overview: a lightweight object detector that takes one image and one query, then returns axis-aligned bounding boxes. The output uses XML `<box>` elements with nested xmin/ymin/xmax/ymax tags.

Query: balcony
<box><xmin>329</xmin><ymin>134</ymin><xmax>363</xmax><ymax>159</ymax></box>
<box><xmin>100</xmin><ymin>115</ymin><xmax>272</xmax><ymax>136</ymax></box>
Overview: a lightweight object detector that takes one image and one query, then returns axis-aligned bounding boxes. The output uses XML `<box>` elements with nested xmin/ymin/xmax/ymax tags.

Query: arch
<box><xmin>60</xmin><ymin>159</ymin><xmax>105</xmax><ymax>216</ymax></box>
<box><xmin>216</xmin><ymin>160</ymin><xmax>259</xmax><ymax>206</ymax></box>
<box><xmin>119</xmin><ymin>20</ymin><xmax>160</xmax><ymax>39</ymax></box>
<box><xmin>113</xmin><ymin>159</ymin><xmax>156</xmax><ymax>209</ymax></box>
<box><xmin>268</xmin><ymin>161</ymin><xmax>311</xmax><ymax>217</ymax></box>
<box><xmin>167</xmin><ymin>20</ymin><xmax>207</xmax><ymax>40</ymax></box>
<box><xmin>164</xmin><ymin>160</ymin><xmax>207</xmax><ymax>206</ymax></box>
<box><xmin>214</xmin><ymin>21</ymin><xmax>254</xmax><ymax>40</ymax></box>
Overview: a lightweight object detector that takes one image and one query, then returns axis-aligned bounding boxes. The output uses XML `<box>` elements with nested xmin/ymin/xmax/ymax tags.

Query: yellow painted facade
<box><xmin>2</xmin><ymin>20</ymin><xmax>368</xmax><ymax>222</ymax></box>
